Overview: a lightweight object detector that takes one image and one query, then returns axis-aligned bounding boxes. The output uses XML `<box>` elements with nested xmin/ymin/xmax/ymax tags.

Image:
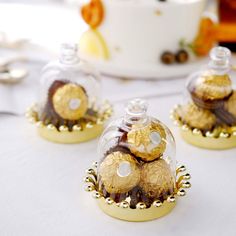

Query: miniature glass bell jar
<box><xmin>171</xmin><ymin>46</ymin><xmax>236</xmax><ymax>149</ymax></box>
<box><xmin>84</xmin><ymin>99</ymin><xmax>191</xmax><ymax>222</ymax></box>
<box><xmin>26</xmin><ymin>43</ymin><xmax>112</xmax><ymax>143</ymax></box>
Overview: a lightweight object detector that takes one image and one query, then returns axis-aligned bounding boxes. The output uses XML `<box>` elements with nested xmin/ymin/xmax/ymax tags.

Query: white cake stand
<box><xmin>80</xmin><ymin>56</ymin><xmax>209</xmax><ymax>80</ymax></box>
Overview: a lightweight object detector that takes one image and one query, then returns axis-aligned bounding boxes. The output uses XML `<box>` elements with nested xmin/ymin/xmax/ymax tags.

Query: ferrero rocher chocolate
<box><xmin>181</xmin><ymin>102</ymin><xmax>216</xmax><ymax>130</ymax></box>
<box><xmin>52</xmin><ymin>83</ymin><xmax>88</xmax><ymax>120</ymax></box>
<box><xmin>225</xmin><ymin>91</ymin><xmax>236</xmax><ymax>117</ymax></box>
<box><xmin>194</xmin><ymin>73</ymin><xmax>232</xmax><ymax>100</ymax></box>
<box><xmin>99</xmin><ymin>151</ymin><xmax>140</xmax><ymax>193</ymax></box>
<box><xmin>127</xmin><ymin>122</ymin><xmax>166</xmax><ymax>162</ymax></box>
<box><xmin>139</xmin><ymin>159</ymin><xmax>174</xmax><ymax>199</ymax></box>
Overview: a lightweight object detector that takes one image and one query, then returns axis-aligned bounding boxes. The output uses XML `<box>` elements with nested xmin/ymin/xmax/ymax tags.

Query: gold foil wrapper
<box><xmin>225</xmin><ymin>91</ymin><xmax>236</xmax><ymax>117</ymax></box>
<box><xmin>127</xmin><ymin>122</ymin><xmax>166</xmax><ymax>162</ymax></box>
<box><xmin>52</xmin><ymin>83</ymin><xmax>88</xmax><ymax>120</ymax></box>
<box><xmin>195</xmin><ymin>73</ymin><xmax>232</xmax><ymax>100</ymax></box>
<box><xmin>99</xmin><ymin>151</ymin><xmax>140</xmax><ymax>194</ymax></box>
<box><xmin>180</xmin><ymin>102</ymin><xmax>216</xmax><ymax>130</ymax></box>
<box><xmin>140</xmin><ymin>159</ymin><xmax>174</xmax><ymax>199</ymax></box>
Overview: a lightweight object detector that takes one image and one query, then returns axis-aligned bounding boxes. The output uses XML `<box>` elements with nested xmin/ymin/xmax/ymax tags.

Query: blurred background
<box><xmin>0</xmin><ymin>0</ymin><xmax>234</xmax><ymax>115</ymax></box>
<box><xmin>0</xmin><ymin>0</ymin><xmax>88</xmax><ymax>115</ymax></box>
<box><xmin>0</xmin><ymin>0</ymin><xmax>214</xmax><ymax>51</ymax></box>
<box><xmin>1</xmin><ymin>1</ymin><xmax>236</xmax><ymax>235</ymax></box>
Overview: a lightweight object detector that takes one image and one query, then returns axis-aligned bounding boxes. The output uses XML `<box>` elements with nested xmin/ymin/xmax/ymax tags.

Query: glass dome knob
<box><xmin>60</xmin><ymin>43</ymin><xmax>79</xmax><ymax>65</ymax></box>
<box><xmin>124</xmin><ymin>98</ymin><xmax>149</xmax><ymax>126</ymax></box>
<box><xmin>125</xmin><ymin>98</ymin><xmax>148</xmax><ymax>117</ymax></box>
<box><xmin>209</xmin><ymin>46</ymin><xmax>231</xmax><ymax>73</ymax></box>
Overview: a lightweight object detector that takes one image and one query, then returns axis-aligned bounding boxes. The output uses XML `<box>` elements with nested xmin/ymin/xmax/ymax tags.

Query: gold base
<box><xmin>180</xmin><ymin>129</ymin><xmax>236</xmax><ymax>150</ymax></box>
<box><xmin>97</xmin><ymin>197</ymin><xmax>176</xmax><ymax>222</ymax></box>
<box><xmin>84</xmin><ymin>163</ymin><xmax>191</xmax><ymax>222</ymax></box>
<box><xmin>26</xmin><ymin>102</ymin><xmax>112</xmax><ymax>144</ymax></box>
<box><xmin>37</xmin><ymin>123</ymin><xmax>103</xmax><ymax>144</ymax></box>
<box><xmin>171</xmin><ymin>105</ymin><xmax>236</xmax><ymax>150</ymax></box>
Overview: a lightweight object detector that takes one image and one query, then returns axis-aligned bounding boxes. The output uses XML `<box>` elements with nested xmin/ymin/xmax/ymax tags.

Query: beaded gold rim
<box><xmin>26</xmin><ymin>101</ymin><xmax>113</xmax><ymax>143</ymax></box>
<box><xmin>84</xmin><ymin>162</ymin><xmax>191</xmax><ymax>222</ymax></box>
<box><xmin>170</xmin><ymin>105</ymin><xmax>236</xmax><ymax>150</ymax></box>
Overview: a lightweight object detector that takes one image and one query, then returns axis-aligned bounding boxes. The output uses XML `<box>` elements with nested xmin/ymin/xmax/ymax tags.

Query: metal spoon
<box><xmin>0</xmin><ymin>66</ymin><xmax>28</xmax><ymax>84</ymax></box>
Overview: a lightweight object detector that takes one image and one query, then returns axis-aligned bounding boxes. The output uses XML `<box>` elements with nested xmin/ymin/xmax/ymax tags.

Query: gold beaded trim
<box><xmin>84</xmin><ymin>162</ymin><xmax>191</xmax><ymax>210</ymax></box>
<box><xmin>26</xmin><ymin>101</ymin><xmax>113</xmax><ymax>132</ymax></box>
<box><xmin>170</xmin><ymin>104</ymin><xmax>236</xmax><ymax>139</ymax></box>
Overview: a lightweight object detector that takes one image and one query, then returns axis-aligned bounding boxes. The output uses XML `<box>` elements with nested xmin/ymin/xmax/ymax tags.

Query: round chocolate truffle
<box><xmin>161</xmin><ymin>51</ymin><xmax>175</xmax><ymax>65</ymax></box>
<box><xmin>181</xmin><ymin>102</ymin><xmax>216</xmax><ymax>130</ymax></box>
<box><xmin>194</xmin><ymin>73</ymin><xmax>232</xmax><ymax>100</ymax></box>
<box><xmin>139</xmin><ymin>159</ymin><xmax>174</xmax><ymax>200</ymax></box>
<box><xmin>52</xmin><ymin>83</ymin><xmax>88</xmax><ymax>120</ymax></box>
<box><xmin>99</xmin><ymin>151</ymin><xmax>141</xmax><ymax>194</ymax></box>
<box><xmin>127</xmin><ymin>122</ymin><xmax>166</xmax><ymax>162</ymax></box>
<box><xmin>175</xmin><ymin>49</ymin><xmax>189</xmax><ymax>64</ymax></box>
<box><xmin>225</xmin><ymin>91</ymin><xmax>236</xmax><ymax>118</ymax></box>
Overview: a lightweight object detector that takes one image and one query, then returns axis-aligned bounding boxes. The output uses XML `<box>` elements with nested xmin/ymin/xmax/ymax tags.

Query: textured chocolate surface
<box><xmin>99</xmin><ymin>151</ymin><xmax>141</xmax><ymax>194</ymax></box>
<box><xmin>139</xmin><ymin>159</ymin><xmax>174</xmax><ymax>202</ymax></box>
<box><xmin>52</xmin><ymin>83</ymin><xmax>88</xmax><ymax>120</ymax></box>
<box><xmin>127</xmin><ymin>122</ymin><xmax>166</xmax><ymax>162</ymax></box>
<box><xmin>193</xmin><ymin>74</ymin><xmax>232</xmax><ymax>100</ymax></box>
<box><xmin>214</xmin><ymin>108</ymin><xmax>236</xmax><ymax>126</ymax></box>
<box><xmin>98</xmin><ymin>124</ymin><xmax>173</xmax><ymax>207</ymax></box>
<box><xmin>180</xmin><ymin>102</ymin><xmax>217</xmax><ymax>131</ymax></box>
<box><xmin>40</xmin><ymin>80</ymin><xmax>97</xmax><ymax>130</ymax></box>
<box><xmin>225</xmin><ymin>91</ymin><xmax>236</xmax><ymax>119</ymax></box>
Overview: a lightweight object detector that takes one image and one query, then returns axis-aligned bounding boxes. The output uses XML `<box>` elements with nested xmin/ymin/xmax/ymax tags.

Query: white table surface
<box><xmin>1</xmin><ymin>95</ymin><xmax>236</xmax><ymax>236</ymax></box>
<box><xmin>0</xmin><ymin>2</ymin><xmax>236</xmax><ymax>236</ymax></box>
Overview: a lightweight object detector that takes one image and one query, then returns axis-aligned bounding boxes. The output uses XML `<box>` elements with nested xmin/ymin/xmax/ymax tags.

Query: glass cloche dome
<box><xmin>39</xmin><ymin>43</ymin><xmax>101</xmax><ymax>126</ymax></box>
<box><xmin>172</xmin><ymin>46</ymin><xmax>236</xmax><ymax>149</ymax></box>
<box><xmin>98</xmin><ymin>98</ymin><xmax>176</xmax><ymax>206</ymax></box>
<box><xmin>26</xmin><ymin>43</ymin><xmax>112</xmax><ymax>143</ymax></box>
<box><xmin>84</xmin><ymin>99</ymin><xmax>191</xmax><ymax>222</ymax></box>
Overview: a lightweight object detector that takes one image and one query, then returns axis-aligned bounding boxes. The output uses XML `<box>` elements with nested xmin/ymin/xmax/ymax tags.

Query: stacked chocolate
<box><xmin>180</xmin><ymin>72</ymin><xmax>236</xmax><ymax>132</ymax></box>
<box><xmin>98</xmin><ymin>121</ymin><xmax>174</xmax><ymax>209</ymax></box>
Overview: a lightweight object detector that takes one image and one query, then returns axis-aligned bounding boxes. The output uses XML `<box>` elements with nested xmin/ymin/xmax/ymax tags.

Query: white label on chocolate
<box><xmin>69</xmin><ymin>98</ymin><xmax>81</xmax><ymax>110</ymax></box>
<box><xmin>150</xmin><ymin>131</ymin><xmax>161</xmax><ymax>145</ymax></box>
<box><xmin>117</xmin><ymin>161</ymin><xmax>131</xmax><ymax>177</ymax></box>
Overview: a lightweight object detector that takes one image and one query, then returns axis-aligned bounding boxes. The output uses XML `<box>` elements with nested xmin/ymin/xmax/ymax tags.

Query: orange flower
<box><xmin>81</xmin><ymin>0</ymin><xmax>104</xmax><ymax>28</ymax></box>
<box><xmin>193</xmin><ymin>18</ymin><xmax>216</xmax><ymax>57</ymax></box>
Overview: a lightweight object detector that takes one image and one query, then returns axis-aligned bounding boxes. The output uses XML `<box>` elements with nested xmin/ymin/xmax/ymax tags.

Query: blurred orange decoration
<box><xmin>81</xmin><ymin>0</ymin><xmax>104</xmax><ymax>28</ymax></box>
<box><xmin>193</xmin><ymin>18</ymin><xmax>215</xmax><ymax>56</ymax></box>
<box><xmin>219</xmin><ymin>0</ymin><xmax>236</xmax><ymax>23</ymax></box>
<box><xmin>219</xmin><ymin>0</ymin><xmax>236</xmax><ymax>51</ymax></box>
<box><xmin>193</xmin><ymin>16</ymin><xmax>236</xmax><ymax>56</ymax></box>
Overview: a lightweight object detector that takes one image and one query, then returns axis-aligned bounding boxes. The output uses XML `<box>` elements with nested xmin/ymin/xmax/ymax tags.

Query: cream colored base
<box><xmin>85</xmin><ymin>163</ymin><xmax>190</xmax><ymax>222</ymax></box>
<box><xmin>38</xmin><ymin>124</ymin><xmax>103</xmax><ymax>144</ymax></box>
<box><xmin>27</xmin><ymin>101</ymin><xmax>112</xmax><ymax>144</ymax></box>
<box><xmin>180</xmin><ymin>129</ymin><xmax>236</xmax><ymax>150</ymax></box>
<box><xmin>97</xmin><ymin>198</ymin><xmax>176</xmax><ymax>222</ymax></box>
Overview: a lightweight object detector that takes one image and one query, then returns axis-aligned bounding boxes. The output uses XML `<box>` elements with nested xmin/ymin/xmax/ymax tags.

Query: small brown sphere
<box><xmin>161</xmin><ymin>51</ymin><xmax>175</xmax><ymax>65</ymax></box>
<box><xmin>127</xmin><ymin>122</ymin><xmax>167</xmax><ymax>162</ymax></box>
<box><xmin>225</xmin><ymin>91</ymin><xmax>236</xmax><ymax>117</ymax></box>
<box><xmin>99</xmin><ymin>151</ymin><xmax>141</xmax><ymax>194</ymax></box>
<box><xmin>52</xmin><ymin>83</ymin><xmax>88</xmax><ymax>120</ymax></box>
<box><xmin>175</xmin><ymin>49</ymin><xmax>189</xmax><ymax>63</ymax></box>
<box><xmin>194</xmin><ymin>73</ymin><xmax>232</xmax><ymax>100</ymax></box>
<box><xmin>180</xmin><ymin>102</ymin><xmax>216</xmax><ymax>130</ymax></box>
<box><xmin>139</xmin><ymin>159</ymin><xmax>174</xmax><ymax>200</ymax></box>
